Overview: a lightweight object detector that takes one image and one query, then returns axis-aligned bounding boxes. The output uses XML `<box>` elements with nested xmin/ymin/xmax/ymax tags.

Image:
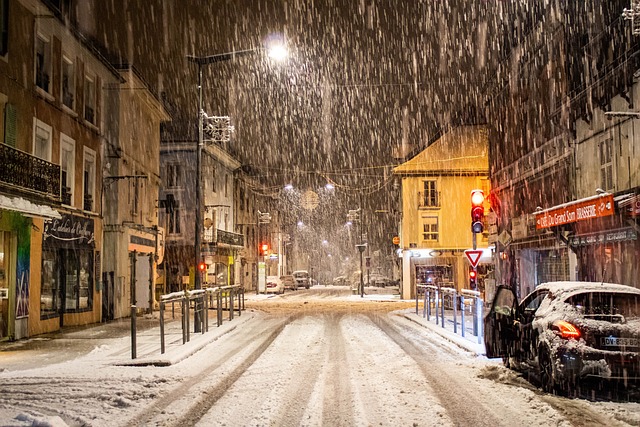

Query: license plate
<box><xmin>601</xmin><ymin>337</ymin><xmax>640</xmax><ymax>348</ymax></box>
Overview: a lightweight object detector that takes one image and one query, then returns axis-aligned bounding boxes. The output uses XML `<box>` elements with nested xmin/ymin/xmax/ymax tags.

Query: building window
<box><xmin>83</xmin><ymin>147</ymin><xmax>96</xmax><ymax>211</ymax></box>
<box><xmin>62</xmin><ymin>56</ymin><xmax>75</xmax><ymax>110</ymax></box>
<box><xmin>211</xmin><ymin>166</ymin><xmax>216</xmax><ymax>192</ymax></box>
<box><xmin>41</xmin><ymin>247</ymin><xmax>93</xmax><ymax>318</ymax></box>
<box><xmin>40</xmin><ymin>249</ymin><xmax>58</xmax><ymax>317</ymax></box>
<box><xmin>239</xmin><ymin>188</ymin><xmax>245</xmax><ymax>211</ymax></box>
<box><xmin>169</xmin><ymin>206</ymin><xmax>181</xmax><ymax>234</ymax></box>
<box><xmin>4</xmin><ymin>101</ymin><xmax>16</xmax><ymax>147</ymax></box>
<box><xmin>421</xmin><ymin>180</ymin><xmax>439</xmax><ymax>208</ymax></box>
<box><xmin>84</xmin><ymin>74</ymin><xmax>96</xmax><ymax>124</ymax></box>
<box><xmin>0</xmin><ymin>0</ymin><xmax>8</xmax><ymax>56</ymax></box>
<box><xmin>225</xmin><ymin>174</ymin><xmax>229</xmax><ymax>197</ymax></box>
<box><xmin>35</xmin><ymin>34</ymin><xmax>51</xmax><ymax>93</ymax></box>
<box><xmin>167</xmin><ymin>164</ymin><xmax>181</xmax><ymax>188</ymax></box>
<box><xmin>422</xmin><ymin>216</ymin><xmax>439</xmax><ymax>241</ymax></box>
<box><xmin>600</xmin><ymin>138</ymin><xmax>613</xmax><ymax>191</ymax></box>
<box><xmin>60</xmin><ymin>134</ymin><xmax>75</xmax><ymax>206</ymax></box>
<box><xmin>33</xmin><ymin>119</ymin><xmax>52</xmax><ymax>161</ymax></box>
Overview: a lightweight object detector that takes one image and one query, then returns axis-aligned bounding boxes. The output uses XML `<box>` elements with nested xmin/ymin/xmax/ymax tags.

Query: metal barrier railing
<box><xmin>416</xmin><ymin>284</ymin><xmax>484</xmax><ymax>344</ymax></box>
<box><xmin>157</xmin><ymin>285</ymin><xmax>245</xmax><ymax>355</ymax></box>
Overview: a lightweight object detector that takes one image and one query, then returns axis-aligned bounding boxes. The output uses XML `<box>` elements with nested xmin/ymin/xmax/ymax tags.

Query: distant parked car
<box><xmin>265</xmin><ymin>276</ymin><xmax>284</xmax><ymax>294</ymax></box>
<box><xmin>292</xmin><ymin>270</ymin><xmax>310</xmax><ymax>289</ymax></box>
<box><xmin>280</xmin><ymin>275</ymin><xmax>297</xmax><ymax>290</ymax></box>
<box><xmin>485</xmin><ymin>281</ymin><xmax>640</xmax><ymax>394</ymax></box>
<box><xmin>332</xmin><ymin>276</ymin><xmax>348</xmax><ymax>286</ymax></box>
<box><xmin>368</xmin><ymin>273</ymin><xmax>391</xmax><ymax>287</ymax></box>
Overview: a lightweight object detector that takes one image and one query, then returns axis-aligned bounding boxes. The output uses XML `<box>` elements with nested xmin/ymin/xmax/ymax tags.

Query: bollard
<box><xmin>415</xmin><ymin>286</ymin><xmax>419</xmax><ymax>315</ymax></box>
<box><xmin>131</xmin><ymin>305</ymin><xmax>137</xmax><ymax>360</ymax></box>
<box><xmin>477</xmin><ymin>297</ymin><xmax>483</xmax><ymax>344</ymax></box>
<box><xmin>452</xmin><ymin>290</ymin><xmax>457</xmax><ymax>334</ymax></box>
<box><xmin>217</xmin><ymin>291</ymin><xmax>223</xmax><ymax>326</ymax></box>
<box><xmin>229</xmin><ymin>288</ymin><xmax>234</xmax><ymax>321</ymax></box>
<box><xmin>440</xmin><ymin>291</ymin><xmax>445</xmax><ymax>329</ymax></box>
<box><xmin>422</xmin><ymin>287</ymin><xmax>427</xmax><ymax>318</ymax></box>
<box><xmin>181</xmin><ymin>298</ymin><xmax>187</xmax><ymax>344</ymax></box>
<box><xmin>434</xmin><ymin>289</ymin><xmax>439</xmax><ymax>326</ymax></box>
<box><xmin>185</xmin><ymin>296</ymin><xmax>191</xmax><ymax>343</ymax></box>
<box><xmin>460</xmin><ymin>294</ymin><xmax>466</xmax><ymax>338</ymax></box>
<box><xmin>473</xmin><ymin>296</ymin><xmax>478</xmax><ymax>337</ymax></box>
<box><xmin>160</xmin><ymin>301</ymin><xmax>166</xmax><ymax>354</ymax></box>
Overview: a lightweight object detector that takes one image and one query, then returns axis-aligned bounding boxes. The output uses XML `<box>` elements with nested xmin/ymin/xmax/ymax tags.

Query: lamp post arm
<box><xmin>187</xmin><ymin>47</ymin><xmax>263</xmax><ymax>66</ymax></box>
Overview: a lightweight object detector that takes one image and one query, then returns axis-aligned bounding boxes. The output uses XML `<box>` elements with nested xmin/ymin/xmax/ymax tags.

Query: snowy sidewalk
<box><xmin>0</xmin><ymin>308</ymin><xmax>258</xmax><ymax>371</ymax></box>
<box><xmin>399</xmin><ymin>307</ymin><xmax>486</xmax><ymax>356</ymax></box>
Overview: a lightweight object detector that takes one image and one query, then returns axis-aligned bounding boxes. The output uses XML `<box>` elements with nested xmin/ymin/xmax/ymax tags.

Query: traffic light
<box><xmin>259</xmin><ymin>242</ymin><xmax>270</xmax><ymax>256</ymax></box>
<box><xmin>469</xmin><ymin>269</ymin><xmax>477</xmax><ymax>290</ymax></box>
<box><xmin>471</xmin><ymin>189</ymin><xmax>485</xmax><ymax>234</ymax></box>
<box><xmin>198</xmin><ymin>262</ymin><xmax>207</xmax><ymax>272</ymax></box>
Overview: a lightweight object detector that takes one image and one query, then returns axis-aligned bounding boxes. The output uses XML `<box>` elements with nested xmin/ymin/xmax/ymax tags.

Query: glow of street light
<box><xmin>325</xmin><ymin>183</ymin><xmax>335</xmax><ymax>190</ymax></box>
<box><xmin>284</xmin><ymin>184</ymin><xmax>293</xmax><ymax>190</ymax></box>
<box><xmin>297</xmin><ymin>221</ymin><xmax>304</xmax><ymax>227</ymax></box>
<box><xmin>267</xmin><ymin>44</ymin><xmax>288</xmax><ymax>61</ymax></box>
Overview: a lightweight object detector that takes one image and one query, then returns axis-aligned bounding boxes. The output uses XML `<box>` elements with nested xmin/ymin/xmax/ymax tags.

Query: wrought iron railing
<box><xmin>0</xmin><ymin>143</ymin><xmax>60</xmax><ymax>198</ymax></box>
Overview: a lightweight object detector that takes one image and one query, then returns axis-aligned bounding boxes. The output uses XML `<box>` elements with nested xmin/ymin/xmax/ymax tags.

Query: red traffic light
<box><xmin>469</xmin><ymin>270</ymin><xmax>477</xmax><ymax>279</ymax></box>
<box><xmin>259</xmin><ymin>243</ymin><xmax>270</xmax><ymax>255</ymax></box>
<box><xmin>471</xmin><ymin>189</ymin><xmax>485</xmax><ymax>206</ymax></box>
<box><xmin>198</xmin><ymin>262</ymin><xmax>207</xmax><ymax>272</ymax></box>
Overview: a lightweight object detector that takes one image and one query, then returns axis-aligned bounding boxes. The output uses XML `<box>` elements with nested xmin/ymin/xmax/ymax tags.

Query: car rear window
<box><xmin>565</xmin><ymin>292</ymin><xmax>640</xmax><ymax>320</ymax></box>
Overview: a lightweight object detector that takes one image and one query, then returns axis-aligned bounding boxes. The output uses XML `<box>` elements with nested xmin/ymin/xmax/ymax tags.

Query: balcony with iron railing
<box><xmin>202</xmin><ymin>228</ymin><xmax>245</xmax><ymax>248</ymax></box>
<box><xmin>0</xmin><ymin>143</ymin><xmax>60</xmax><ymax>198</ymax></box>
<box><xmin>418</xmin><ymin>191</ymin><xmax>441</xmax><ymax>210</ymax></box>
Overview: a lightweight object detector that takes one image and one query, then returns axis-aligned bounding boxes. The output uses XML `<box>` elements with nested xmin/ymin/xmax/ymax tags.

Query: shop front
<box><xmin>38</xmin><ymin>213</ymin><xmax>100</xmax><ymax>334</ymax></box>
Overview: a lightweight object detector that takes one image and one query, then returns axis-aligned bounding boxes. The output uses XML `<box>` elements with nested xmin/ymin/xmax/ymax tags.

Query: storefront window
<box><xmin>40</xmin><ymin>249</ymin><xmax>58</xmax><ymax>316</ymax></box>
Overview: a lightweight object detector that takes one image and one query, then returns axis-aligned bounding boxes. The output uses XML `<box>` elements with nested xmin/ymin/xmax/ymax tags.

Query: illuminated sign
<box><xmin>535</xmin><ymin>194</ymin><xmax>614</xmax><ymax>229</ymax></box>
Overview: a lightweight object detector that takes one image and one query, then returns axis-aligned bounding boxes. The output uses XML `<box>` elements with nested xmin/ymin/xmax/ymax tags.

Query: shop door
<box><xmin>102</xmin><ymin>271</ymin><xmax>114</xmax><ymax>322</ymax></box>
<box><xmin>0</xmin><ymin>231</ymin><xmax>14</xmax><ymax>340</ymax></box>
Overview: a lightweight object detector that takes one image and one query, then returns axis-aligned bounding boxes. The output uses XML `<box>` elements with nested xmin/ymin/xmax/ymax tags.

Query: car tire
<box><xmin>538</xmin><ymin>347</ymin><xmax>558</xmax><ymax>394</ymax></box>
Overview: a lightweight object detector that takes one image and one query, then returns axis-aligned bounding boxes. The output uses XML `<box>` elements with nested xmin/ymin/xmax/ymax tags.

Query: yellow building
<box><xmin>393</xmin><ymin>126</ymin><xmax>492</xmax><ymax>300</ymax></box>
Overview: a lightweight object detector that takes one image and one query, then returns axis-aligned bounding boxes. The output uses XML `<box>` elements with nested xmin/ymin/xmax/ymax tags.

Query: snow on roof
<box><xmin>393</xmin><ymin>125</ymin><xmax>489</xmax><ymax>175</ymax></box>
<box><xmin>0</xmin><ymin>195</ymin><xmax>61</xmax><ymax>219</ymax></box>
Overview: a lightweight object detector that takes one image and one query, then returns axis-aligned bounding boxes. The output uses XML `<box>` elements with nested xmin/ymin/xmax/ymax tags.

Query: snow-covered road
<box><xmin>0</xmin><ymin>287</ymin><xmax>638</xmax><ymax>426</ymax></box>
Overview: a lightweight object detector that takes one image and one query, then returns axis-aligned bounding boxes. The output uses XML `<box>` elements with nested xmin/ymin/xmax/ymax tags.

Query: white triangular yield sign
<box><xmin>464</xmin><ymin>249</ymin><xmax>483</xmax><ymax>269</ymax></box>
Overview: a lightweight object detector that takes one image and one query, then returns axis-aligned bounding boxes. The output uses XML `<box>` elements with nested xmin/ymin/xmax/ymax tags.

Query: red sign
<box><xmin>535</xmin><ymin>194</ymin><xmax>614</xmax><ymax>230</ymax></box>
<box><xmin>464</xmin><ymin>249</ymin><xmax>483</xmax><ymax>269</ymax></box>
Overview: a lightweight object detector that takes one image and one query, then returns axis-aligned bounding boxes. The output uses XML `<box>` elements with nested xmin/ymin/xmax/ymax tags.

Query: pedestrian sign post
<box><xmin>464</xmin><ymin>249</ymin><xmax>483</xmax><ymax>269</ymax></box>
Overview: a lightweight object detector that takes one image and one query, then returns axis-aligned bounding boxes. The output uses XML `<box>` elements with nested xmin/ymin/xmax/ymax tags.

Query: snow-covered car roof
<box><xmin>537</xmin><ymin>281</ymin><xmax>640</xmax><ymax>298</ymax></box>
<box><xmin>532</xmin><ymin>281</ymin><xmax>640</xmax><ymax>319</ymax></box>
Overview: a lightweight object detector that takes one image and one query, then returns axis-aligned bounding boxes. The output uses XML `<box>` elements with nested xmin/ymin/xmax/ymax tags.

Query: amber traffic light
<box><xmin>471</xmin><ymin>189</ymin><xmax>485</xmax><ymax>233</ymax></box>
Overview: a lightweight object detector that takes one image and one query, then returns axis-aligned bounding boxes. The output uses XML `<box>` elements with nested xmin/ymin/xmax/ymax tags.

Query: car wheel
<box><xmin>538</xmin><ymin>347</ymin><xmax>557</xmax><ymax>394</ymax></box>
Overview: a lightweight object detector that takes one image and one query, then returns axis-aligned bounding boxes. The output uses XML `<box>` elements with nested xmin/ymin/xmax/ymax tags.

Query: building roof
<box><xmin>393</xmin><ymin>125</ymin><xmax>489</xmax><ymax>176</ymax></box>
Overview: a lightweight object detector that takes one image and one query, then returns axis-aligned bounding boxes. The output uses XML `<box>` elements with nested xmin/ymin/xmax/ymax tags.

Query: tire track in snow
<box><xmin>321</xmin><ymin>312</ymin><xmax>354</xmax><ymax>426</ymax></box>
<box><xmin>369</xmin><ymin>312</ymin><xmax>513</xmax><ymax>427</ymax></box>
<box><xmin>131</xmin><ymin>315</ymin><xmax>293</xmax><ymax>426</ymax></box>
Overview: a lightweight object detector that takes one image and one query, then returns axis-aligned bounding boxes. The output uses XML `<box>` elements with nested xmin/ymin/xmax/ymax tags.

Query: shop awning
<box><xmin>0</xmin><ymin>195</ymin><xmax>61</xmax><ymax>220</ymax></box>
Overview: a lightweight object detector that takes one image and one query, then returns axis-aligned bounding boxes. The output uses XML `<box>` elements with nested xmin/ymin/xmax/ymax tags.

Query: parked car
<box><xmin>332</xmin><ymin>276</ymin><xmax>348</xmax><ymax>286</ymax></box>
<box><xmin>292</xmin><ymin>270</ymin><xmax>310</xmax><ymax>289</ymax></box>
<box><xmin>484</xmin><ymin>281</ymin><xmax>640</xmax><ymax>394</ymax></box>
<box><xmin>369</xmin><ymin>272</ymin><xmax>391</xmax><ymax>287</ymax></box>
<box><xmin>280</xmin><ymin>274</ymin><xmax>297</xmax><ymax>290</ymax></box>
<box><xmin>265</xmin><ymin>276</ymin><xmax>284</xmax><ymax>294</ymax></box>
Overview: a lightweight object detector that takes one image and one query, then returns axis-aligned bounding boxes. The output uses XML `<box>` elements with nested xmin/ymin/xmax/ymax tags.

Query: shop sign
<box><xmin>569</xmin><ymin>228</ymin><xmax>637</xmax><ymax>247</ymax></box>
<box><xmin>44</xmin><ymin>213</ymin><xmax>95</xmax><ymax>246</ymax></box>
<box><xmin>628</xmin><ymin>195</ymin><xmax>640</xmax><ymax>217</ymax></box>
<box><xmin>511</xmin><ymin>216</ymin><xmax>528</xmax><ymax>240</ymax></box>
<box><xmin>535</xmin><ymin>194</ymin><xmax>614</xmax><ymax>229</ymax></box>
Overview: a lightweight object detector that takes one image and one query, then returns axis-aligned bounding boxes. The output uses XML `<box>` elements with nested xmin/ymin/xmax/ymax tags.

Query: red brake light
<box><xmin>553</xmin><ymin>320</ymin><xmax>581</xmax><ymax>339</ymax></box>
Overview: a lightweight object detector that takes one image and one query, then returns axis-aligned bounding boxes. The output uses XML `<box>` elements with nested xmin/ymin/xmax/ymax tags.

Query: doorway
<box><xmin>0</xmin><ymin>231</ymin><xmax>14</xmax><ymax>340</ymax></box>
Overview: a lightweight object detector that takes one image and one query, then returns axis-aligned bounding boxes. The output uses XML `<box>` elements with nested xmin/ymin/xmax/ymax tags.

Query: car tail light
<box><xmin>553</xmin><ymin>320</ymin><xmax>581</xmax><ymax>339</ymax></box>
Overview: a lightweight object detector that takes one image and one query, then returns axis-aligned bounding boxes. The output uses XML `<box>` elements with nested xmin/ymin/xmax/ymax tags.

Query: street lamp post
<box><xmin>187</xmin><ymin>45</ymin><xmax>285</xmax><ymax>331</ymax></box>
